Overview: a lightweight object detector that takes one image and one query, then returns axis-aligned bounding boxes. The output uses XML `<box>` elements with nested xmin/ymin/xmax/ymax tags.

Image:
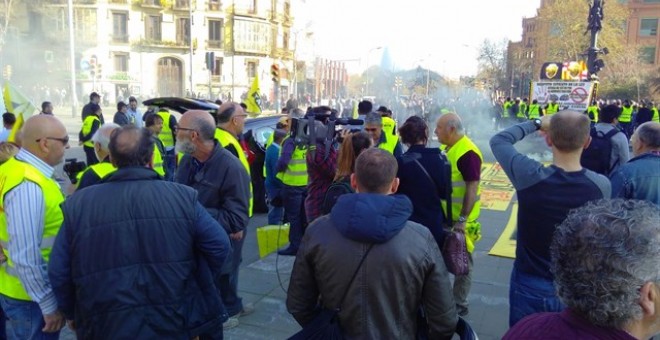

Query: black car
<box><xmin>143</xmin><ymin>97</ymin><xmax>285</xmax><ymax>213</ymax></box>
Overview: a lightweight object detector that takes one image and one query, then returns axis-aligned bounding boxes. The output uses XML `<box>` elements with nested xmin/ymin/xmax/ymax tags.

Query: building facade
<box><xmin>3</xmin><ymin>0</ymin><xmax>296</xmax><ymax>105</ymax></box>
<box><xmin>508</xmin><ymin>0</ymin><xmax>660</xmax><ymax>97</ymax></box>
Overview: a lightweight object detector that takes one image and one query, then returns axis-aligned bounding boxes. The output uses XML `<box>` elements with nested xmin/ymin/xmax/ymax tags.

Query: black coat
<box><xmin>49</xmin><ymin>167</ymin><xmax>231</xmax><ymax>339</ymax></box>
<box><xmin>396</xmin><ymin>145</ymin><xmax>450</xmax><ymax>247</ymax></box>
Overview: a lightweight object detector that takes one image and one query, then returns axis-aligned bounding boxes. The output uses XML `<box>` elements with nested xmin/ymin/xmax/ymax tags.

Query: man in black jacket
<box><xmin>49</xmin><ymin>126</ymin><xmax>231</xmax><ymax>339</ymax></box>
<box><xmin>175</xmin><ymin>110</ymin><xmax>251</xmax><ymax>329</ymax></box>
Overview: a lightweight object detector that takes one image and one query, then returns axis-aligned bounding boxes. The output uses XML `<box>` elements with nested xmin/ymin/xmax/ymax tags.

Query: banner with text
<box><xmin>530</xmin><ymin>81</ymin><xmax>595</xmax><ymax>112</ymax></box>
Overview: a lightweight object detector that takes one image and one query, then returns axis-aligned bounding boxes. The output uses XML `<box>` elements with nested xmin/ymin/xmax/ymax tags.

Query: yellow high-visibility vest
<box><xmin>546</xmin><ymin>103</ymin><xmax>559</xmax><ymax>116</ymax></box>
<box><xmin>156</xmin><ymin>111</ymin><xmax>175</xmax><ymax>147</ymax></box>
<box><xmin>441</xmin><ymin>136</ymin><xmax>483</xmax><ymax>253</ymax></box>
<box><xmin>0</xmin><ymin>158</ymin><xmax>63</xmax><ymax>301</ymax></box>
<box><xmin>276</xmin><ymin>137</ymin><xmax>308</xmax><ymax>187</ymax></box>
<box><xmin>81</xmin><ymin>115</ymin><xmax>100</xmax><ymax>148</ymax></box>
<box><xmin>528</xmin><ymin>104</ymin><xmax>540</xmax><ymax>119</ymax></box>
<box><xmin>620</xmin><ymin>106</ymin><xmax>633</xmax><ymax>123</ymax></box>
<box><xmin>378</xmin><ymin>133</ymin><xmax>399</xmax><ymax>155</ymax></box>
<box><xmin>587</xmin><ymin>105</ymin><xmax>599</xmax><ymax>123</ymax></box>
<box><xmin>382</xmin><ymin>117</ymin><xmax>397</xmax><ymax>136</ymax></box>
<box><xmin>76</xmin><ymin>161</ymin><xmax>117</xmax><ymax>185</ymax></box>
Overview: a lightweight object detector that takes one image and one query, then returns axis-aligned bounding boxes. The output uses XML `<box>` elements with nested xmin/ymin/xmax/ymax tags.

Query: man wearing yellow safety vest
<box><xmin>145</xmin><ymin>114</ymin><xmax>167</xmax><ymax>178</ymax></box>
<box><xmin>76</xmin><ymin>123</ymin><xmax>119</xmax><ymax>190</ymax></box>
<box><xmin>587</xmin><ymin>101</ymin><xmax>599</xmax><ymax>125</ymax></box>
<box><xmin>651</xmin><ymin>101</ymin><xmax>659</xmax><ymax>123</ymax></box>
<box><xmin>435</xmin><ymin>112</ymin><xmax>483</xmax><ymax>317</ymax></box>
<box><xmin>364</xmin><ymin>112</ymin><xmax>403</xmax><ymax>157</ymax></box>
<box><xmin>276</xmin><ymin>108</ymin><xmax>309</xmax><ymax>256</ymax></box>
<box><xmin>79</xmin><ymin>103</ymin><xmax>102</xmax><ymax>166</ymax></box>
<box><xmin>215</xmin><ymin>102</ymin><xmax>253</xmax><ymax>217</ymax></box>
<box><xmin>376</xmin><ymin>106</ymin><xmax>398</xmax><ymax>136</ymax></box>
<box><xmin>527</xmin><ymin>99</ymin><xmax>541</xmax><ymax>120</ymax></box>
<box><xmin>544</xmin><ymin>99</ymin><xmax>559</xmax><ymax>117</ymax></box>
<box><xmin>156</xmin><ymin>108</ymin><xmax>178</xmax><ymax>181</ymax></box>
<box><xmin>619</xmin><ymin>99</ymin><xmax>635</xmax><ymax>140</ymax></box>
<box><xmin>0</xmin><ymin>115</ymin><xmax>70</xmax><ymax>338</ymax></box>
<box><xmin>174</xmin><ymin>110</ymin><xmax>251</xmax><ymax>329</ymax></box>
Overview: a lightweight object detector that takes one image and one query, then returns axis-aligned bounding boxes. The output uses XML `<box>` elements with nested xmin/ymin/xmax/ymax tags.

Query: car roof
<box><xmin>142</xmin><ymin>97</ymin><xmax>219</xmax><ymax>114</ymax></box>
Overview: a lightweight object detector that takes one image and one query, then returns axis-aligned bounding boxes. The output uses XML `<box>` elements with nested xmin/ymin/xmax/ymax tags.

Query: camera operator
<box><xmin>364</xmin><ymin>112</ymin><xmax>403</xmax><ymax>157</ymax></box>
<box><xmin>304</xmin><ymin>106</ymin><xmax>339</xmax><ymax>224</ymax></box>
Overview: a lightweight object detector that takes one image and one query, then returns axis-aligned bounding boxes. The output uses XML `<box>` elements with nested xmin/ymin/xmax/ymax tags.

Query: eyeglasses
<box><xmin>175</xmin><ymin>126</ymin><xmax>196</xmax><ymax>133</ymax></box>
<box><xmin>37</xmin><ymin>136</ymin><xmax>69</xmax><ymax>145</ymax></box>
<box><xmin>364</xmin><ymin>128</ymin><xmax>379</xmax><ymax>132</ymax></box>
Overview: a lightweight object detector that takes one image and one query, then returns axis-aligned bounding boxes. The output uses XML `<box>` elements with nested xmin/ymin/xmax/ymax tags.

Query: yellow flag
<box><xmin>243</xmin><ymin>76</ymin><xmax>262</xmax><ymax>115</ymax></box>
<box><xmin>3</xmin><ymin>81</ymin><xmax>38</xmax><ymax>143</ymax></box>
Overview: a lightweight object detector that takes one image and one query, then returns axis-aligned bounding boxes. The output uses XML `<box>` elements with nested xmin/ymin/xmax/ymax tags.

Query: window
<box><xmin>177</xmin><ymin>18</ymin><xmax>190</xmax><ymax>44</ymax></box>
<box><xmin>114</xmin><ymin>53</ymin><xmax>129</xmax><ymax>72</ymax></box>
<box><xmin>640</xmin><ymin>46</ymin><xmax>656</xmax><ymax>64</ymax></box>
<box><xmin>175</xmin><ymin>0</ymin><xmax>189</xmax><ymax>7</ymax></box>
<box><xmin>247</xmin><ymin>61</ymin><xmax>257</xmax><ymax>78</ymax></box>
<box><xmin>283</xmin><ymin>31</ymin><xmax>289</xmax><ymax>50</ymax></box>
<box><xmin>212</xmin><ymin>57</ymin><xmax>223</xmax><ymax>76</ymax></box>
<box><xmin>208</xmin><ymin>19</ymin><xmax>223</xmax><ymax>48</ymax></box>
<box><xmin>209</xmin><ymin>0</ymin><xmax>221</xmax><ymax>10</ymax></box>
<box><xmin>145</xmin><ymin>15</ymin><xmax>161</xmax><ymax>41</ymax></box>
<box><xmin>112</xmin><ymin>12</ymin><xmax>128</xmax><ymax>43</ymax></box>
<box><xmin>640</xmin><ymin>18</ymin><xmax>658</xmax><ymax>36</ymax></box>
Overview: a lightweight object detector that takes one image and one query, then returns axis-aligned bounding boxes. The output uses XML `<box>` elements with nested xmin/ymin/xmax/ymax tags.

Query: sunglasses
<box><xmin>364</xmin><ymin>128</ymin><xmax>379</xmax><ymax>132</ymax></box>
<box><xmin>37</xmin><ymin>136</ymin><xmax>69</xmax><ymax>145</ymax></box>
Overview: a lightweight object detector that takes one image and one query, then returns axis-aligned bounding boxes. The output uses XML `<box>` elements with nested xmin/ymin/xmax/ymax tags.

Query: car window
<box><xmin>254</xmin><ymin>126</ymin><xmax>274</xmax><ymax>147</ymax></box>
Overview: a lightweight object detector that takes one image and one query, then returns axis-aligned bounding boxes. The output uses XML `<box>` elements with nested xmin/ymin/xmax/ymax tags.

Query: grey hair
<box><xmin>189</xmin><ymin>113</ymin><xmax>216</xmax><ymax>141</ymax></box>
<box><xmin>442</xmin><ymin>113</ymin><xmax>465</xmax><ymax>134</ymax></box>
<box><xmin>91</xmin><ymin>123</ymin><xmax>120</xmax><ymax>150</ymax></box>
<box><xmin>636</xmin><ymin>121</ymin><xmax>660</xmax><ymax>149</ymax></box>
<box><xmin>551</xmin><ymin>199</ymin><xmax>660</xmax><ymax>329</ymax></box>
<box><xmin>364</xmin><ymin>112</ymin><xmax>382</xmax><ymax>125</ymax></box>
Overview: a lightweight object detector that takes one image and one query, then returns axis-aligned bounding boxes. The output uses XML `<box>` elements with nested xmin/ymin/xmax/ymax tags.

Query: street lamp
<box><xmin>365</xmin><ymin>46</ymin><xmax>382</xmax><ymax>96</ymax></box>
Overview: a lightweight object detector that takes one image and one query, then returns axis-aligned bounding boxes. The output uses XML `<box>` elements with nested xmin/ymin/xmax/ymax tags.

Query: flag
<box><xmin>3</xmin><ymin>81</ymin><xmax>38</xmax><ymax>143</ymax></box>
<box><xmin>243</xmin><ymin>76</ymin><xmax>262</xmax><ymax>115</ymax></box>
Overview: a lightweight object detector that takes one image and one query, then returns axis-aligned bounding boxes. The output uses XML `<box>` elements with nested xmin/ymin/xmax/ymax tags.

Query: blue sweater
<box><xmin>265</xmin><ymin>143</ymin><xmax>284</xmax><ymax>199</ymax></box>
<box><xmin>490</xmin><ymin>122</ymin><xmax>610</xmax><ymax>280</ymax></box>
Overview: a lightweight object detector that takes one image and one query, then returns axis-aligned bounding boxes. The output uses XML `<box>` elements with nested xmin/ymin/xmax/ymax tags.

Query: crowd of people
<box><xmin>0</xmin><ymin>89</ymin><xmax>658</xmax><ymax>340</ymax></box>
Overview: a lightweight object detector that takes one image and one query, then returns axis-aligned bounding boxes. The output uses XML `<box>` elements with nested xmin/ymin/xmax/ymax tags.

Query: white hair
<box><xmin>92</xmin><ymin>123</ymin><xmax>120</xmax><ymax>150</ymax></box>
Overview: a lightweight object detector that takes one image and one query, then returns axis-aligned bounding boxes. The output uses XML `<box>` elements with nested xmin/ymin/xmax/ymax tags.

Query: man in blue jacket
<box><xmin>49</xmin><ymin>126</ymin><xmax>231</xmax><ymax>339</ymax></box>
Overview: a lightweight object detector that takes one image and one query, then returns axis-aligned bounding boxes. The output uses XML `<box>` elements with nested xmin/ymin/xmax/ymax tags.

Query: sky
<box><xmin>295</xmin><ymin>0</ymin><xmax>541</xmax><ymax>79</ymax></box>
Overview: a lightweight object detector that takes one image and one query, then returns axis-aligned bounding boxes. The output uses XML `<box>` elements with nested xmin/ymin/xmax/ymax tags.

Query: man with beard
<box><xmin>174</xmin><ymin>110</ymin><xmax>251</xmax><ymax>330</ymax></box>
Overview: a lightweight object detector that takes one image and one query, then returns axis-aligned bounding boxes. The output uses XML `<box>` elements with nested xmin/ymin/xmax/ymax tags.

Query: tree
<box><xmin>476</xmin><ymin>38</ymin><xmax>508</xmax><ymax>93</ymax></box>
<box><xmin>0</xmin><ymin>0</ymin><xmax>16</xmax><ymax>56</ymax></box>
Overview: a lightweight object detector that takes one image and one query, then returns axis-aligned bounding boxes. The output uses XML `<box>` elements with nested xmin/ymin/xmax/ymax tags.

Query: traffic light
<box><xmin>96</xmin><ymin>63</ymin><xmax>103</xmax><ymax>80</ymax></box>
<box><xmin>271</xmin><ymin>64</ymin><xmax>279</xmax><ymax>82</ymax></box>
<box><xmin>89</xmin><ymin>56</ymin><xmax>97</xmax><ymax>77</ymax></box>
<box><xmin>2</xmin><ymin>65</ymin><xmax>12</xmax><ymax>80</ymax></box>
<box><xmin>206</xmin><ymin>52</ymin><xmax>215</xmax><ymax>72</ymax></box>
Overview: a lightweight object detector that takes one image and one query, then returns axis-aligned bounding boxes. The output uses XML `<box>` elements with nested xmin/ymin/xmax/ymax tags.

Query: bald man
<box><xmin>490</xmin><ymin>111</ymin><xmax>611</xmax><ymax>326</ymax></box>
<box><xmin>0</xmin><ymin>115</ymin><xmax>69</xmax><ymax>338</ymax></box>
<box><xmin>434</xmin><ymin>112</ymin><xmax>483</xmax><ymax>318</ymax></box>
<box><xmin>174</xmin><ymin>110</ymin><xmax>251</xmax><ymax>329</ymax></box>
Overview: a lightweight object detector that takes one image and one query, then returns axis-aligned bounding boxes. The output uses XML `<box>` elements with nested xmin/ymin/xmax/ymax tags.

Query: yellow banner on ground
<box><xmin>480</xmin><ymin>162</ymin><xmax>516</xmax><ymax>211</ymax></box>
<box><xmin>256</xmin><ymin>224</ymin><xmax>290</xmax><ymax>258</ymax></box>
<box><xmin>489</xmin><ymin>203</ymin><xmax>518</xmax><ymax>259</ymax></box>
<box><xmin>4</xmin><ymin>81</ymin><xmax>38</xmax><ymax>143</ymax></box>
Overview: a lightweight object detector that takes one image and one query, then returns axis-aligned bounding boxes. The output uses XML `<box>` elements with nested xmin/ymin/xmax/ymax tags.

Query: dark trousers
<box><xmin>221</xmin><ymin>228</ymin><xmax>246</xmax><ymax>317</ymax></box>
<box><xmin>83</xmin><ymin>146</ymin><xmax>98</xmax><ymax>166</ymax></box>
<box><xmin>282</xmin><ymin>185</ymin><xmax>307</xmax><ymax>250</ymax></box>
<box><xmin>509</xmin><ymin>267</ymin><xmax>564</xmax><ymax>327</ymax></box>
<box><xmin>618</xmin><ymin>122</ymin><xmax>633</xmax><ymax>140</ymax></box>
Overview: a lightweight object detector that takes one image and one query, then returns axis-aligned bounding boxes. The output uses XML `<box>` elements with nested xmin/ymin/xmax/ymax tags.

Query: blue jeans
<box><xmin>221</xmin><ymin>228</ymin><xmax>245</xmax><ymax>317</ymax></box>
<box><xmin>509</xmin><ymin>268</ymin><xmax>564</xmax><ymax>327</ymax></box>
<box><xmin>0</xmin><ymin>294</ymin><xmax>60</xmax><ymax>340</ymax></box>
<box><xmin>163</xmin><ymin>149</ymin><xmax>176</xmax><ymax>182</ymax></box>
<box><xmin>267</xmin><ymin>202</ymin><xmax>284</xmax><ymax>225</ymax></box>
<box><xmin>282</xmin><ymin>185</ymin><xmax>307</xmax><ymax>251</ymax></box>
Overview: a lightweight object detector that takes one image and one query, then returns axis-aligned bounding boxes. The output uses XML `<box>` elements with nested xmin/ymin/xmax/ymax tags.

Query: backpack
<box><xmin>321</xmin><ymin>179</ymin><xmax>353</xmax><ymax>215</ymax></box>
<box><xmin>580</xmin><ymin>127</ymin><xmax>621</xmax><ymax>175</ymax></box>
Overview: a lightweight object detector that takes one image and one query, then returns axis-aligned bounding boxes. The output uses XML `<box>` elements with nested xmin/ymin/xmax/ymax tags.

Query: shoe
<box><xmin>277</xmin><ymin>247</ymin><xmax>298</xmax><ymax>256</ymax></box>
<box><xmin>223</xmin><ymin>316</ymin><xmax>239</xmax><ymax>330</ymax></box>
<box><xmin>238</xmin><ymin>303</ymin><xmax>255</xmax><ymax>317</ymax></box>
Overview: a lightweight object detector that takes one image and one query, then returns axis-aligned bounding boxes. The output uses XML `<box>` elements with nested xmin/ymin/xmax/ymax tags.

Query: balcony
<box><xmin>133</xmin><ymin>0</ymin><xmax>172</xmax><ymax>8</ymax></box>
<box><xmin>208</xmin><ymin>40</ymin><xmax>223</xmax><ymax>49</ymax></box>
<box><xmin>49</xmin><ymin>0</ymin><xmax>97</xmax><ymax>4</ymax></box>
<box><xmin>112</xmin><ymin>34</ymin><xmax>129</xmax><ymax>43</ymax></box>
<box><xmin>172</xmin><ymin>0</ymin><xmax>190</xmax><ymax>10</ymax></box>
<box><xmin>132</xmin><ymin>38</ymin><xmax>197</xmax><ymax>50</ymax></box>
<box><xmin>109</xmin><ymin>0</ymin><xmax>128</xmax><ymax>4</ymax></box>
<box><xmin>208</xmin><ymin>0</ymin><xmax>221</xmax><ymax>11</ymax></box>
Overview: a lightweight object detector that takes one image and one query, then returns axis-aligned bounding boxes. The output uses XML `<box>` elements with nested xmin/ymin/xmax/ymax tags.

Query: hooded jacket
<box><xmin>287</xmin><ymin>193</ymin><xmax>457</xmax><ymax>339</ymax></box>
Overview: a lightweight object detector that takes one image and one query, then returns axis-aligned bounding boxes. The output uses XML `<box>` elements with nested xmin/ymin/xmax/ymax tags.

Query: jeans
<box><xmin>221</xmin><ymin>228</ymin><xmax>246</xmax><ymax>317</ymax></box>
<box><xmin>282</xmin><ymin>185</ymin><xmax>307</xmax><ymax>251</ymax></box>
<box><xmin>453</xmin><ymin>252</ymin><xmax>473</xmax><ymax>316</ymax></box>
<box><xmin>0</xmin><ymin>294</ymin><xmax>60</xmax><ymax>340</ymax></box>
<box><xmin>267</xmin><ymin>202</ymin><xmax>284</xmax><ymax>225</ymax></box>
<box><xmin>163</xmin><ymin>149</ymin><xmax>176</xmax><ymax>182</ymax></box>
<box><xmin>509</xmin><ymin>267</ymin><xmax>564</xmax><ymax>327</ymax></box>
<box><xmin>83</xmin><ymin>146</ymin><xmax>98</xmax><ymax>166</ymax></box>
